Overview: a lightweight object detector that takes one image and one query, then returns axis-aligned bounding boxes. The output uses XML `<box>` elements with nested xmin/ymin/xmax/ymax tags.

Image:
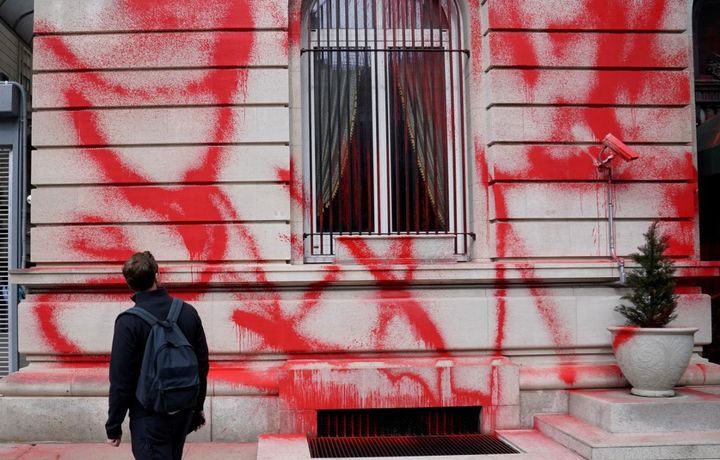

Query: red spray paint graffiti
<box><xmin>481</xmin><ymin>0</ymin><xmax>697</xmax><ymax>387</ymax></box>
<box><xmin>35</xmin><ymin>1</ymin><xmax>465</xmax><ymax>406</ymax></box>
<box><xmin>33</xmin><ymin>2</ymin><xmax>283</xmax><ymax>392</ymax></box>
<box><xmin>26</xmin><ymin>0</ymin><xmax>703</xmax><ymax>435</ymax></box>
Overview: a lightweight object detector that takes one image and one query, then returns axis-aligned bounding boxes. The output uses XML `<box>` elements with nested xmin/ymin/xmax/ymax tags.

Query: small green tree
<box><xmin>615</xmin><ymin>222</ymin><xmax>678</xmax><ymax>327</ymax></box>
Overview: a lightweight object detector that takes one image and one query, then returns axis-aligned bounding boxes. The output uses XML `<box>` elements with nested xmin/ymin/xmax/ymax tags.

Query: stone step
<box><xmin>569</xmin><ymin>387</ymin><xmax>720</xmax><ymax>433</ymax></box>
<box><xmin>257</xmin><ymin>432</ymin><xmax>584</xmax><ymax>459</ymax></box>
<box><xmin>535</xmin><ymin>414</ymin><xmax>720</xmax><ymax>460</ymax></box>
<box><xmin>494</xmin><ymin>429</ymin><xmax>585</xmax><ymax>459</ymax></box>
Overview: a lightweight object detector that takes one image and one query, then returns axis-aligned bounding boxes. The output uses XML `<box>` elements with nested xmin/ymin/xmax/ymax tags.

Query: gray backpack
<box><xmin>125</xmin><ymin>298</ymin><xmax>199</xmax><ymax>413</ymax></box>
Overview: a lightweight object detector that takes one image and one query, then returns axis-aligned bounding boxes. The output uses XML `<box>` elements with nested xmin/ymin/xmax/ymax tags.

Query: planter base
<box><xmin>630</xmin><ymin>388</ymin><xmax>675</xmax><ymax>397</ymax></box>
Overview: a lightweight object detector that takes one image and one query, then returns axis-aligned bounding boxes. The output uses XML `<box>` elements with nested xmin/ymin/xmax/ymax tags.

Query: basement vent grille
<box><xmin>0</xmin><ymin>148</ymin><xmax>9</xmax><ymax>376</ymax></box>
<box><xmin>308</xmin><ymin>434</ymin><xmax>520</xmax><ymax>457</ymax></box>
<box><xmin>310</xmin><ymin>407</ymin><xmax>519</xmax><ymax>457</ymax></box>
<box><xmin>318</xmin><ymin>407</ymin><xmax>481</xmax><ymax>437</ymax></box>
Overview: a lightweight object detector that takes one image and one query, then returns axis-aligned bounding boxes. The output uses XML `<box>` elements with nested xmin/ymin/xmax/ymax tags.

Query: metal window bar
<box><xmin>304</xmin><ymin>0</ymin><xmax>470</xmax><ymax>259</ymax></box>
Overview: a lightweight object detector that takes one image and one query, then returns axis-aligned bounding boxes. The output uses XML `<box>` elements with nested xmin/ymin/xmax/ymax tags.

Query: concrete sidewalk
<box><xmin>0</xmin><ymin>442</ymin><xmax>258</xmax><ymax>460</ymax></box>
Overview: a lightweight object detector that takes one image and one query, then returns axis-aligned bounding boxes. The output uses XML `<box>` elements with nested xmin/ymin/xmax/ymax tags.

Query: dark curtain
<box><xmin>389</xmin><ymin>50</ymin><xmax>449</xmax><ymax>232</ymax></box>
<box><xmin>314</xmin><ymin>51</ymin><xmax>374</xmax><ymax>233</ymax></box>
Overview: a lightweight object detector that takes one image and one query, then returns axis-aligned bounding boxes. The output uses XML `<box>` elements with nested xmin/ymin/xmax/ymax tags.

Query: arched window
<box><xmin>303</xmin><ymin>0</ymin><xmax>469</xmax><ymax>258</ymax></box>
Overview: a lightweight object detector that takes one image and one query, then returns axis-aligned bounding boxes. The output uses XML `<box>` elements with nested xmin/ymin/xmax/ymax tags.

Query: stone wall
<box><xmin>3</xmin><ymin>0</ymin><xmax>716</xmax><ymax>442</ymax></box>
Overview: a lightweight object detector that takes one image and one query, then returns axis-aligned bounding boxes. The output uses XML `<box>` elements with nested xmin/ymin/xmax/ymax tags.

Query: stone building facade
<box><xmin>1</xmin><ymin>0</ymin><xmax>719</xmax><ymax>443</ymax></box>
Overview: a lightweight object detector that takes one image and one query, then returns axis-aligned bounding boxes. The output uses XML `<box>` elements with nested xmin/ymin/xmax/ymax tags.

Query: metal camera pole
<box><xmin>596</xmin><ymin>147</ymin><xmax>626</xmax><ymax>284</ymax></box>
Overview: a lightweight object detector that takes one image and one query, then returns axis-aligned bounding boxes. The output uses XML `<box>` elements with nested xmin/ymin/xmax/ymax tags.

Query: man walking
<box><xmin>106</xmin><ymin>251</ymin><xmax>209</xmax><ymax>459</ymax></box>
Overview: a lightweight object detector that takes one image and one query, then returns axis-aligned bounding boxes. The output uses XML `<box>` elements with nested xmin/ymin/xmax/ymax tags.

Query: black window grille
<box><xmin>303</xmin><ymin>0</ymin><xmax>470</xmax><ymax>258</ymax></box>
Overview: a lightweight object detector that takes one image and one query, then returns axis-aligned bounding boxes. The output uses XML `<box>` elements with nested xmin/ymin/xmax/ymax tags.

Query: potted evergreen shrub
<box><xmin>608</xmin><ymin>222</ymin><xmax>698</xmax><ymax>397</ymax></box>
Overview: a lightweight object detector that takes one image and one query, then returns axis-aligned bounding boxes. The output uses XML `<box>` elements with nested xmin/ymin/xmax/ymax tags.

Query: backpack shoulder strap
<box><xmin>167</xmin><ymin>298</ymin><xmax>184</xmax><ymax>323</ymax></box>
<box><xmin>124</xmin><ymin>306</ymin><xmax>158</xmax><ymax>326</ymax></box>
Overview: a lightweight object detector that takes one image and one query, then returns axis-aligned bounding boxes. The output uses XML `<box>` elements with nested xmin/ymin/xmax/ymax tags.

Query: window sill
<box><xmin>330</xmin><ymin>234</ymin><xmax>462</xmax><ymax>265</ymax></box>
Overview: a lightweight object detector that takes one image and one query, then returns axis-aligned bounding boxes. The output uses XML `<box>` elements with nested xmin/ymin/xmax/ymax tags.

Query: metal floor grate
<box><xmin>308</xmin><ymin>434</ymin><xmax>520</xmax><ymax>458</ymax></box>
<box><xmin>318</xmin><ymin>407</ymin><xmax>481</xmax><ymax>437</ymax></box>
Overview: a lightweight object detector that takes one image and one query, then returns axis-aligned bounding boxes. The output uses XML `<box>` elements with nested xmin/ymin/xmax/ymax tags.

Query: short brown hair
<box><xmin>122</xmin><ymin>251</ymin><xmax>158</xmax><ymax>292</ymax></box>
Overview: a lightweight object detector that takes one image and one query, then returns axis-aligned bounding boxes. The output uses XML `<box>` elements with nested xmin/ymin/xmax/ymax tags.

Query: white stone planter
<box><xmin>608</xmin><ymin>326</ymin><xmax>698</xmax><ymax>397</ymax></box>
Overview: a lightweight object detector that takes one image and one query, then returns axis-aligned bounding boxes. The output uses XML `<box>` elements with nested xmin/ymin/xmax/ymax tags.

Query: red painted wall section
<box><xmin>33</xmin><ymin>1</ymin><xmax>289</xmax><ymax>262</ymax></box>
<box><xmin>482</xmin><ymin>0</ymin><xmax>697</xmax><ymax>260</ymax></box>
<box><xmin>25</xmin><ymin>0</ymin><xmax>312</xmax><ymax>420</ymax></box>
<box><xmin>30</xmin><ymin>0</ymin><xmax>699</xmax><ymax>264</ymax></box>
<box><xmin>17</xmin><ymin>0</ymin><xmax>711</xmax><ymax>439</ymax></box>
<box><xmin>34</xmin><ymin>0</ymin><xmax>287</xmax><ymax>32</ymax></box>
<box><xmin>485</xmin><ymin>0</ymin><xmax>688</xmax><ymax>31</ymax></box>
<box><xmin>478</xmin><ymin>0</ymin><xmax>698</xmax><ymax>386</ymax></box>
<box><xmin>280</xmin><ymin>357</ymin><xmax>518</xmax><ymax>434</ymax></box>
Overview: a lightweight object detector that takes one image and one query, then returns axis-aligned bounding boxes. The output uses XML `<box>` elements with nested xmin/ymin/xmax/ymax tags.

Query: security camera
<box><xmin>602</xmin><ymin>133</ymin><xmax>639</xmax><ymax>162</ymax></box>
<box><xmin>595</xmin><ymin>133</ymin><xmax>639</xmax><ymax>168</ymax></box>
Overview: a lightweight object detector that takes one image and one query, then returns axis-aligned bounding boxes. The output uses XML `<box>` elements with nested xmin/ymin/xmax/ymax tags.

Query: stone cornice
<box><xmin>10</xmin><ymin>260</ymin><xmax>720</xmax><ymax>290</ymax></box>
